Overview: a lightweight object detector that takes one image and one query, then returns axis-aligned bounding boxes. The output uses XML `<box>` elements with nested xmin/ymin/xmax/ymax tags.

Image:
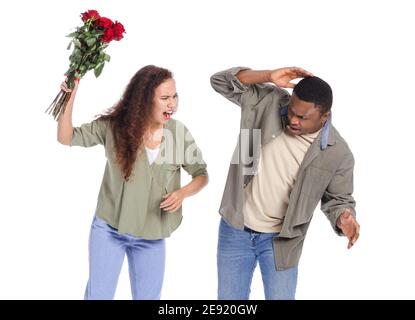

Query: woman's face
<box><xmin>151</xmin><ymin>78</ymin><xmax>178</xmax><ymax>126</ymax></box>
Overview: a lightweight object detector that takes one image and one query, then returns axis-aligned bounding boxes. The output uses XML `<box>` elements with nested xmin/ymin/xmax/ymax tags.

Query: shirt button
<box><xmin>272</xmin><ymin>134</ymin><xmax>276</xmax><ymax>138</ymax></box>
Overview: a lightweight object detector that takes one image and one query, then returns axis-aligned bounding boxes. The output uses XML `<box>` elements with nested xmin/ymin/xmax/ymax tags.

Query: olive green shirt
<box><xmin>71</xmin><ymin>118</ymin><xmax>208</xmax><ymax>239</ymax></box>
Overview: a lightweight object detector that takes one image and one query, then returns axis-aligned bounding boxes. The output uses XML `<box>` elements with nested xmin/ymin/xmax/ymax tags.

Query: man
<box><xmin>210</xmin><ymin>66</ymin><xmax>360</xmax><ymax>300</ymax></box>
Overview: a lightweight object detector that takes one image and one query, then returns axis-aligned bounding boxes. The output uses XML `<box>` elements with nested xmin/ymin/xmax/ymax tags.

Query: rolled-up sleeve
<box><xmin>321</xmin><ymin>152</ymin><xmax>356</xmax><ymax>235</ymax></box>
<box><xmin>210</xmin><ymin>67</ymin><xmax>289</xmax><ymax>110</ymax></box>
<box><xmin>71</xmin><ymin>119</ymin><xmax>108</xmax><ymax>147</ymax></box>
<box><xmin>210</xmin><ymin>67</ymin><xmax>251</xmax><ymax>106</ymax></box>
<box><xmin>181</xmin><ymin>125</ymin><xmax>208</xmax><ymax>178</ymax></box>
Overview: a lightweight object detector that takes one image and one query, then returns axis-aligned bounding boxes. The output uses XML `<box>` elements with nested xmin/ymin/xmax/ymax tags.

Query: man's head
<box><xmin>286</xmin><ymin>76</ymin><xmax>332</xmax><ymax>135</ymax></box>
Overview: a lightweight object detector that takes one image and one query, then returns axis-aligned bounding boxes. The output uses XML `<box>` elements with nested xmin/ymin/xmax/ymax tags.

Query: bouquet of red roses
<box><xmin>46</xmin><ymin>10</ymin><xmax>125</xmax><ymax>120</ymax></box>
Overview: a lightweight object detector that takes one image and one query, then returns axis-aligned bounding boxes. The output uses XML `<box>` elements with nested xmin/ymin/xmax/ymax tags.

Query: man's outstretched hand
<box><xmin>337</xmin><ymin>210</ymin><xmax>360</xmax><ymax>249</ymax></box>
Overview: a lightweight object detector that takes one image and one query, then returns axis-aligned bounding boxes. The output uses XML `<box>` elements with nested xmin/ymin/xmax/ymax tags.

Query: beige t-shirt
<box><xmin>243</xmin><ymin>128</ymin><xmax>320</xmax><ymax>233</ymax></box>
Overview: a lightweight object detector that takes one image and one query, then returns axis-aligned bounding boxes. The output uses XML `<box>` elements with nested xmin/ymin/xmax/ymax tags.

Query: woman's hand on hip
<box><xmin>160</xmin><ymin>189</ymin><xmax>186</xmax><ymax>213</ymax></box>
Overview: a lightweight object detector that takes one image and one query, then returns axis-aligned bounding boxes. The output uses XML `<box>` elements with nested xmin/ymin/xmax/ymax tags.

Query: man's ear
<box><xmin>321</xmin><ymin>111</ymin><xmax>331</xmax><ymax>124</ymax></box>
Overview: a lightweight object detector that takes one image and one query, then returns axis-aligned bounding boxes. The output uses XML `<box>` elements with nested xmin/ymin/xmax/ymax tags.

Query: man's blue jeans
<box><xmin>217</xmin><ymin>218</ymin><xmax>298</xmax><ymax>300</ymax></box>
<box><xmin>84</xmin><ymin>216</ymin><xmax>165</xmax><ymax>300</ymax></box>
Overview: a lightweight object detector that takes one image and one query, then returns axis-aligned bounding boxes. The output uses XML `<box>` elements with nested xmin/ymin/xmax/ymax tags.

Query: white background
<box><xmin>0</xmin><ymin>0</ymin><xmax>414</xmax><ymax>300</ymax></box>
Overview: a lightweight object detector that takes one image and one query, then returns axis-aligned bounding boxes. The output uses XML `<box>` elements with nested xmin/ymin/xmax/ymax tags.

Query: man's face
<box><xmin>286</xmin><ymin>93</ymin><xmax>330</xmax><ymax>136</ymax></box>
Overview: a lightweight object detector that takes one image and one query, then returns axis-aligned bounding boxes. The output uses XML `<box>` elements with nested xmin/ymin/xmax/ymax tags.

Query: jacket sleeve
<box><xmin>321</xmin><ymin>151</ymin><xmax>356</xmax><ymax>236</ymax></box>
<box><xmin>71</xmin><ymin>118</ymin><xmax>108</xmax><ymax>147</ymax></box>
<box><xmin>210</xmin><ymin>67</ymin><xmax>288</xmax><ymax>109</ymax></box>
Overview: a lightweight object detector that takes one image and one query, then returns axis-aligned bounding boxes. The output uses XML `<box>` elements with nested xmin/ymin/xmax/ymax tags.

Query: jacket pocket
<box><xmin>300</xmin><ymin>166</ymin><xmax>332</xmax><ymax>200</ymax></box>
<box><xmin>165</xmin><ymin>164</ymin><xmax>181</xmax><ymax>170</ymax></box>
<box><xmin>164</xmin><ymin>163</ymin><xmax>181</xmax><ymax>192</ymax></box>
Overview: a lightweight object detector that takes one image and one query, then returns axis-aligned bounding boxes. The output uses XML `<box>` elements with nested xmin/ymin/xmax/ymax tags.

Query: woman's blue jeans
<box><xmin>84</xmin><ymin>216</ymin><xmax>165</xmax><ymax>300</ymax></box>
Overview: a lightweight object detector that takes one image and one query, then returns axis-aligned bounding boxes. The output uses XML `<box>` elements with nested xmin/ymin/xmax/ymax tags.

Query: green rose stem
<box><xmin>45</xmin><ymin>90</ymin><xmax>69</xmax><ymax>120</ymax></box>
<box><xmin>45</xmin><ymin>77</ymin><xmax>75</xmax><ymax>120</ymax></box>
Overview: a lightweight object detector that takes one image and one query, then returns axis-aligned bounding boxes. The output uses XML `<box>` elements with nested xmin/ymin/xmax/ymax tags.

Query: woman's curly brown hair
<box><xmin>99</xmin><ymin>65</ymin><xmax>173</xmax><ymax>180</ymax></box>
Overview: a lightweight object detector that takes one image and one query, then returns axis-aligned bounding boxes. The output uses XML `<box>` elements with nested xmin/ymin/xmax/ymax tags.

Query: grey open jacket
<box><xmin>211</xmin><ymin>67</ymin><xmax>356</xmax><ymax>270</ymax></box>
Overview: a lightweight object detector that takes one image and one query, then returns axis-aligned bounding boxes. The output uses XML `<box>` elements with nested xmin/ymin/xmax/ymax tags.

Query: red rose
<box><xmin>101</xmin><ymin>28</ymin><xmax>114</xmax><ymax>43</ymax></box>
<box><xmin>112</xmin><ymin>21</ymin><xmax>126</xmax><ymax>41</ymax></box>
<box><xmin>95</xmin><ymin>17</ymin><xmax>114</xmax><ymax>30</ymax></box>
<box><xmin>81</xmin><ymin>10</ymin><xmax>100</xmax><ymax>22</ymax></box>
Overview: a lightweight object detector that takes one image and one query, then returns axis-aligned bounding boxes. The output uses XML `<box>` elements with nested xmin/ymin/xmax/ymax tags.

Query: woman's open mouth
<box><xmin>163</xmin><ymin>111</ymin><xmax>173</xmax><ymax>120</ymax></box>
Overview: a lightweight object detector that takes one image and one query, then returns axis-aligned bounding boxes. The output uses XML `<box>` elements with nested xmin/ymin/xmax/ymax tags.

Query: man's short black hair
<box><xmin>293</xmin><ymin>76</ymin><xmax>332</xmax><ymax>114</ymax></box>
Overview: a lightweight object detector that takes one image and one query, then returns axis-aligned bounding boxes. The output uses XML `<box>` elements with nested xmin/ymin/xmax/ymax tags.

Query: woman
<box><xmin>57</xmin><ymin>65</ymin><xmax>208</xmax><ymax>300</ymax></box>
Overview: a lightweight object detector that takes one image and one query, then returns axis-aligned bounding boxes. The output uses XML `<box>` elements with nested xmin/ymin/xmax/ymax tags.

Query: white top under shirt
<box><xmin>145</xmin><ymin>146</ymin><xmax>160</xmax><ymax>165</ymax></box>
<box><xmin>243</xmin><ymin>128</ymin><xmax>320</xmax><ymax>233</ymax></box>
